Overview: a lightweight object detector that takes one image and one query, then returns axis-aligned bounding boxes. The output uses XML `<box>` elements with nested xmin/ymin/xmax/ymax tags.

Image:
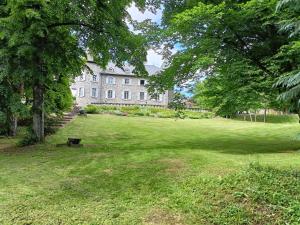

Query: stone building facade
<box><xmin>71</xmin><ymin>61</ymin><xmax>172</xmax><ymax>107</ymax></box>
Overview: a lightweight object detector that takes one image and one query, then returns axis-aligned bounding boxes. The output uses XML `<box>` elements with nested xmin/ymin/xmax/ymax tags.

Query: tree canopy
<box><xmin>144</xmin><ymin>0</ymin><xmax>300</xmax><ymax>115</ymax></box>
<box><xmin>0</xmin><ymin>0</ymin><xmax>154</xmax><ymax>141</ymax></box>
<box><xmin>274</xmin><ymin>0</ymin><xmax>300</xmax><ymax>106</ymax></box>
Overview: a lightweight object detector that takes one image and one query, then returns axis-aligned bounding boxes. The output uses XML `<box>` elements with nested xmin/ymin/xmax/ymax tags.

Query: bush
<box><xmin>113</xmin><ymin>110</ymin><xmax>128</xmax><ymax>116</ymax></box>
<box><xmin>84</xmin><ymin>105</ymin><xmax>213</xmax><ymax>120</ymax></box>
<box><xmin>133</xmin><ymin>111</ymin><xmax>146</xmax><ymax>116</ymax></box>
<box><xmin>85</xmin><ymin>105</ymin><xmax>100</xmax><ymax>114</ymax></box>
<box><xmin>185</xmin><ymin>111</ymin><xmax>203</xmax><ymax>119</ymax></box>
<box><xmin>184</xmin><ymin>111</ymin><xmax>214</xmax><ymax>119</ymax></box>
<box><xmin>156</xmin><ymin>110</ymin><xmax>176</xmax><ymax>118</ymax></box>
<box><xmin>18</xmin><ymin>128</ymin><xmax>38</xmax><ymax>147</ymax></box>
<box><xmin>149</xmin><ymin>107</ymin><xmax>164</xmax><ymax>114</ymax></box>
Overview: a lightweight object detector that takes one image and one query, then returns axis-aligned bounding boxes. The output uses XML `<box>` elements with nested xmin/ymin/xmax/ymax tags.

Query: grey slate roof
<box><xmin>87</xmin><ymin>61</ymin><xmax>162</xmax><ymax>76</ymax></box>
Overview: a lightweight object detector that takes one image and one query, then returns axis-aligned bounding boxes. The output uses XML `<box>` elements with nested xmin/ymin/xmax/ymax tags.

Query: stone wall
<box><xmin>71</xmin><ymin>62</ymin><xmax>171</xmax><ymax>107</ymax></box>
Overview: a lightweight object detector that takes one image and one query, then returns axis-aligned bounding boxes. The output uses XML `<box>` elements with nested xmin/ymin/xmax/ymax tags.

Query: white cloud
<box><xmin>127</xmin><ymin>4</ymin><xmax>163</xmax><ymax>67</ymax></box>
<box><xmin>127</xmin><ymin>4</ymin><xmax>162</xmax><ymax>23</ymax></box>
<box><xmin>146</xmin><ymin>49</ymin><xmax>163</xmax><ymax>67</ymax></box>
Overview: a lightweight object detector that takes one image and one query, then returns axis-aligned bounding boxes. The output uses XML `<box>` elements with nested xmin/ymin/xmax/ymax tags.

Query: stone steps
<box><xmin>48</xmin><ymin>107</ymin><xmax>78</xmax><ymax>131</ymax></box>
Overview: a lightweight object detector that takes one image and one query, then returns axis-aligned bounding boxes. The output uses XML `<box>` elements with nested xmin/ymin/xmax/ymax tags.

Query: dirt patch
<box><xmin>205</xmin><ymin>166</ymin><xmax>236</xmax><ymax>177</ymax></box>
<box><xmin>103</xmin><ymin>168</ymin><xmax>113</xmax><ymax>175</ymax></box>
<box><xmin>0</xmin><ymin>143</ymin><xmax>14</xmax><ymax>150</ymax></box>
<box><xmin>158</xmin><ymin>158</ymin><xmax>186</xmax><ymax>174</ymax></box>
<box><xmin>0</xmin><ymin>143</ymin><xmax>34</xmax><ymax>154</ymax></box>
<box><xmin>144</xmin><ymin>208</ymin><xmax>185</xmax><ymax>225</ymax></box>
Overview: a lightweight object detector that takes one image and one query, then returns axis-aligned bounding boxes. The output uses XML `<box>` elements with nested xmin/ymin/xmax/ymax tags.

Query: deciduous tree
<box><xmin>144</xmin><ymin>0</ymin><xmax>299</xmax><ymax>116</ymax></box>
<box><xmin>1</xmin><ymin>0</ymin><xmax>152</xmax><ymax>142</ymax></box>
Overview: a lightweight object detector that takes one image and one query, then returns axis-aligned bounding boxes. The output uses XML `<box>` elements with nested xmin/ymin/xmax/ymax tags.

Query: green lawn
<box><xmin>1</xmin><ymin>115</ymin><xmax>300</xmax><ymax>224</ymax></box>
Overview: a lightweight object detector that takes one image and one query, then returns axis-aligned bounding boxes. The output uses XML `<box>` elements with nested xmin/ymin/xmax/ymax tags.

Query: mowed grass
<box><xmin>1</xmin><ymin>115</ymin><xmax>300</xmax><ymax>224</ymax></box>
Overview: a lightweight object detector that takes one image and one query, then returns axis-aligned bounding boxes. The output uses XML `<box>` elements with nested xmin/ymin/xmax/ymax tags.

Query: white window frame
<box><xmin>106</xmin><ymin>90</ymin><xmax>115</xmax><ymax>99</ymax></box>
<box><xmin>71</xmin><ymin>88</ymin><xmax>77</xmax><ymax>97</ymax></box>
<box><xmin>79</xmin><ymin>87</ymin><xmax>85</xmax><ymax>97</ymax></box>
<box><xmin>139</xmin><ymin>92</ymin><xmax>146</xmax><ymax>101</ymax></box>
<box><xmin>122</xmin><ymin>90</ymin><xmax>131</xmax><ymax>100</ymax></box>
<box><xmin>106</xmin><ymin>76</ymin><xmax>116</xmax><ymax>85</ymax></box>
<box><xmin>91</xmin><ymin>88</ymin><xmax>98</xmax><ymax>98</ymax></box>
<box><xmin>123</xmin><ymin>78</ymin><xmax>131</xmax><ymax>85</ymax></box>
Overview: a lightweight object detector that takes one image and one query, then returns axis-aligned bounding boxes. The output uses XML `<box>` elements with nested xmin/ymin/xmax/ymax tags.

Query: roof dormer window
<box><xmin>109</xmin><ymin>67</ymin><xmax>114</xmax><ymax>72</ymax></box>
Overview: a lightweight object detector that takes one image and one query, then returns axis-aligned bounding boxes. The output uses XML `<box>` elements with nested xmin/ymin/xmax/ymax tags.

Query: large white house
<box><xmin>71</xmin><ymin>60</ymin><xmax>172</xmax><ymax>107</ymax></box>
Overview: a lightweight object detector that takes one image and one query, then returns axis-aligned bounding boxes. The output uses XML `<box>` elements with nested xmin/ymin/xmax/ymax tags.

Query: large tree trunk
<box><xmin>5</xmin><ymin>110</ymin><xmax>17</xmax><ymax>137</ymax></box>
<box><xmin>8</xmin><ymin>115</ymin><xmax>17</xmax><ymax>136</ymax></box>
<box><xmin>32</xmin><ymin>80</ymin><xmax>44</xmax><ymax>142</ymax></box>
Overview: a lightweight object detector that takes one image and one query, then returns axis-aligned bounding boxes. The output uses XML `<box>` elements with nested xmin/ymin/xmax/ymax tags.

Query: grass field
<box><xmin>1</xmin><ymin>115</ymin><xmax>300</xmax><ymax>224</ymax></box>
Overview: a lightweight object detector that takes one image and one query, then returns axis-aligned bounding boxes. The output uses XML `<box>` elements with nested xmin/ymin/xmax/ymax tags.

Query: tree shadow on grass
<box><xmin>114</xmin><ymin>135</ymin><xmax>300</xmax><ymax>155</ymax></box>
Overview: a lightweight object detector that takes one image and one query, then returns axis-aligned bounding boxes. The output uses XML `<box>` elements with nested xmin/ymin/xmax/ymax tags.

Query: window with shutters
<box><xmin>91</xmin><ymin>88</ymin><xmax>97</xmax><ymax>98</ymax></box>
<box><xmin>124</xmin><ymin>78</ymin><xmax>130</xmax><ymax>85</ymax></box>
<box><xmin>107</xmin><ymin>90</ymin><xmax>113</xmax><ymax>99</ymax></box>
<box><xmin>79</xmin><ymin>88</ymin><xmax>85</xmax><ymax>97</ymax></box>
<box><xmin>139</xmin><ymin>92</ymin><xmax>145</xmax><ymax>100</ymax></box>
<box><xmin>124</xmin><ymin>91</ymin><xmax>130</xmax><ymax>100</ymax></box>
<box><xmin>107</xmin><ymin>76</ymin><xmax>115</xmax><ymax>85</ymax></box>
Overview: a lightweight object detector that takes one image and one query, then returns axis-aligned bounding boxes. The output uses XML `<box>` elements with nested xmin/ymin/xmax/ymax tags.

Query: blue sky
<box><xmin>127</xmin><ymin>4</ymin><xmax>164</xmax><ymax>67</ymax></box>
<box><xmin>128</xmin><ymin>5</ymin><xmax>194</xmax><ymax>98</ymax></box>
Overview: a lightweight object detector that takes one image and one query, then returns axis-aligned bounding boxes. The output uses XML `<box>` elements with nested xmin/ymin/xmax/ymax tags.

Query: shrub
<box><xmin>203</xmin><ymin>112</ymin><xmax>214</xmax><ymax>118</ymax></box>
<box><xmin>133</xmin><ymin>111</ymin><xmax>146</xmax><ymax>116</ymax></box>
<box><xmin>85</xmin><ymin>105</ymin><xmax>100</xmax><ymax>114</ymax></box>
<box><xmin>156</xmin><ymin>111</ymin><xmax>176</xmax><ymax>118</ymax></box>
<box><xmin>113</xmin><ymin>110</ymin><xmax>128</xmax><ymax>116</ymax></box>
<box><xmin>100</xmin><ymin>105</ymin><xmax>118</xmax><ymax>111</ymax></box>
<box><xmin>120</xmin><ymin>106</ymin><xmax>141</xmax><ymax>115</ymax></box>
<box><xmin>134</xmin><ymin>108</ymin><xmax>151</xmax><ymax>117</ymax></box>
<box><xmin>149</xmin><ymin>107</ymin><xmax>164</xmax><ymax>114</ymax></box>
<box><xmin>185</xmin><ymin>111</ymin><xmax>202</xmax><ymax>119</ymax></box>
<box><xmin>84</xmin><ymin>105</ymin><xmax>213</xmax><ymax>120</ymax></box>
<box><xmin>18</xmin><ymin>128</ymin><xmax>38</xmax><ymax>147</ymax></box>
